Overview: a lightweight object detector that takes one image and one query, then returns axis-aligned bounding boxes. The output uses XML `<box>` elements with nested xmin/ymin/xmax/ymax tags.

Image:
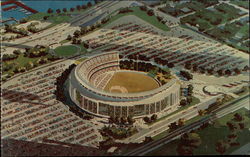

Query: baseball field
<box><xmin>104</xmin><ymin>71</ymin><xmax>159</xmax><ymax>93</ymax></box>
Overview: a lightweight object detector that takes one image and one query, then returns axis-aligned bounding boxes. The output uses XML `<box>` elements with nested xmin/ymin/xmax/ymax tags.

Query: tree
<box><xmin>127</xmin><ymin>116</ymin><xmax>135</xmax><ymax>125</ymax></box>
<box><xmin>43</xmin><ymin>16</ymin><xmax>49</xmax><ymax>20</ymax></box>
<box><xmin>186</xmin><ymin>96</ymin><xmax>193</xmax><ymax>104</ymax></box>
<box><xmin>157</xmin><ymin>16</ymin><xmax>163</xmax><ymax>22</ymax></box>
<box><xmin>239</xmin><ymin>123</ymin><xmax>244</xmax><ymax>130</ymax></box>
<box><xmin>233</xmin><ymin>113</ymin><xmax>243</xmax><ymax>122</ymax></box>
<box><xmin>121</xmin><ymin>117</ymin><xmax>127</xmax><ymax>124</ymax></box>
<box><xmin>151</xmin><ymin>114</ymin><xmax>157</xmax><ymax>121</ymax></box>
<box><xmin>63</xmin><ymin>8</ymin><xmax>67</xmax><ymax>13</ymax></box>
<box><xmin>81</xmin><ymin>4</ymin><xmax>87</xmax><ymax>9</ymax></box>
<box><xmin>227</xmin><ymin>133</ymin><xmax>237</xmax><ymax>140</ymax></box>
<box><xmin>115</xmin><ymin>117</ymin><xmax>121</xmax><ymax>124</ymax></box>
<box><xmin>187</xmin><ymin>84</ymin><xmax>194</xmax><ymax>96</ymax></box>
<box><xmin>243</xmin><ymin>65</ymin><xmax>249</xmax><ymax>71</ymax></box>
<box><xmin>70</xmin><ymin>8</ymin><xmax>75</xmax><ymax>12</ymax></box>
<box><xmin>76</xmin><ymin>5</ymin><xmax>81</xmax><ymax>11</ymax></box>
<box><xmin>167</xmin><ymin>62</ymin><xmax>174</xmax><ymax>68</ymax></box>
<box><xmin>19</xmin><ymin>18</ymin><xmax>28</xmax><ymax>24</ymax></box>
<box><xmin>185</xmin><ymin>63</ymin><xmax>192</xmax><ymax>70</ymax></box>
<box><xmin>169</xmin><ymin>122</ymin><xmax>178</xmax><ymax>131</ymax></box>
<box><xmin>13</xmin><ymin>50</ymin><xmax>21</xmax><ymax>55</ymax></box>
<box><xmin>233</xmin><ymin>68</ymin><xmax>241</xmax><ymax>75</ymax></box>
<box><xmin>19</xmin><ymin>66</ymin><xmax>26</xmax><ymax>72</ymax></box>
<box><xmin>87</xmin><ymin>2</ymin><xmax>92</xmax><ymax>7</ymax></box>
<box><xmin>192</xmin><ymin>64</ymin><xmax>198</xmax><ymax>72</ymax></box>
<box><xmin>140</xmin><ymin>5</ymin><xmax>147</xmax><ymax>11</ymax></box>
<box><xmin>66</xmin><ymin>35</ymin><xmax>72</xmax><ymax>41</ymax></box>
<box><xmin>56</xmin><ymin>9</ymin><xmax>61</xmax><ymax>14</ymax></box>
<box><xmin>47</xmin><ymin>8</ymin><xmax>53</xmax><ymax>14</ymax></box>
<box><xmin>80</xmin><ymin>27</ymin><xmax>87</xmax><ymax>34</ymax></box>
<box><xmin>185</xmin><ymin>133</ymin><xmax>202</xmax><ymax>147</ymax></box>
<box><xmin>178</xmin><ymin>118</ymin><xmax>185</xmax><ymax>126</ymax></box>
<box><xmin>217</xmin><ymin>69</ymin><xmax>224</xmax><ymax>76</ymax></box>
<box><xmin>180</xmin><ymin>70</ymin><xmax>193</xmax><ymax>80</ymax></box>
<box><xmin>180</xmin><ymin>99</ymin><xmax>187</xmax><ymax>107</ymax></box>
<box><xmin>73</xmin><ymin>30</ymin><xmax>81</xmax><ymax>38</ymax></box>
<box><xmin>225</xmin><ymin>69</ymin><xmax>231</xmax><ymax>76</ymax></box>
<box><xmin>72</xmin><ymin>38</ymin><xmax>77</xmax><ymax>44</ymax></box>
<box><xmin>215</xmin><ymin>140</ymin><xmax>229</xmax><ymax>155</ymax></box>
<box><xmin>25</xmin><ymin>61</ymin><xmax>34</xmax><ymax>70</ymax></box>
<box><xmin>83</xmin><ymin>42</ymin><xmax>89</xmax><ymax>49</ymax></box>
<box><xmin>143</xmin><ymin>116</ymin><xmax>151</xmax><ymax>123</ymax></box>
<box><xmin>177</xmin><ymin>132</ymin><xmax>201</xmax><ymax>155</ymax></box>
<box><xmin>109</xmin><ymin>116</ymin><xmax>115</xmax><ymax>123</ymax></box>
<box><xmin>144</xmin><ymin>136</ymin><xmax>153</xmax><ymax>143</ymax></box>
<box><xmin>147</xmin><ymin>9</ymin><xmax>154</xmax><ymax>16</ymax></box>
<box><xmin>198</xmin><ymin>109</ymin><xmax>206</xmax><ymax>116</ymax></box>
<box><xmin>226</xmin><ymin>122</ymin><xmax>237</xmax><ymax>131</ymax></box>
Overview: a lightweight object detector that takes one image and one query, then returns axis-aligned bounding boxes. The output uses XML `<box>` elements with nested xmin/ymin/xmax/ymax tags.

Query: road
<box><xmin>2</xmin><ymin>1</ymin><xmax>140</xmax><ymax>54</ymax></box>
<box><xmin>124</xmin><ymin>94</ymin><xmax>249</xmax><ymax>156</ymax></box>
<box><xmin>119</xmin><ymin>96</ymin><xmax>219</xmax><ymax>144</ymax></box>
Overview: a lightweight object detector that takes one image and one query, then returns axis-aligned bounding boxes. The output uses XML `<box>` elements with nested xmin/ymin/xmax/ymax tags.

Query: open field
<box><xmin>102</xmin><ymin>7</ymin><xmax>170</xmax><ymax>31</ymax></box>
<box><xmin>104</xmin><ymin>71</ymin><xmax>159</xmax><ymax>93</ymax></box>
<box><xmin>2</xmin><ymin>53</ymin><xmax>54</xmax><ymax>76</ymax></box>
<box><xmin>54</xmin><ymin>45</ymin><xmax>79</xmax><ymax>56</ymax></box>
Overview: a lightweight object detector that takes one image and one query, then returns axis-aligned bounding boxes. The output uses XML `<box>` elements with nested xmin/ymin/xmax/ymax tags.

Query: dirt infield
<box><xmin>104</xmin><ymin>71</ymin><xmax>159</xmax><ymax>93</ymax></box>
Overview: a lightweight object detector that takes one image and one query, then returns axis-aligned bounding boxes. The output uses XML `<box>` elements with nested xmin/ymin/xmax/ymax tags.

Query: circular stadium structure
<box><xmin>69</xmin><ymin>52</ymin><xmax>181</xmax><ymax>118</ymax></box>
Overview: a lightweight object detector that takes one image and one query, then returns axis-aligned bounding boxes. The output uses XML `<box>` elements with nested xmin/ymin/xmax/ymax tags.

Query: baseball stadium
<box><xmin>68</xmin><ymin>52</ymin><xmax>181</xmax><ymax>118</ymax></box>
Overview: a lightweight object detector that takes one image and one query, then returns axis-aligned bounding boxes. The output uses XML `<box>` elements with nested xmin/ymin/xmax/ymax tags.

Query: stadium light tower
<box><xmin>137</xmin><ymin>55</ymin><xmax>139</xmax><ymax>71</ymax></box>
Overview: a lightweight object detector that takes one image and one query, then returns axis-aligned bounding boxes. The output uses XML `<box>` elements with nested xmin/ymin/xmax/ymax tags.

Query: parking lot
<box><xmin>1</xmin><ymin>60</ymin><xmax>102</xmax><ymax>147</ymax></box>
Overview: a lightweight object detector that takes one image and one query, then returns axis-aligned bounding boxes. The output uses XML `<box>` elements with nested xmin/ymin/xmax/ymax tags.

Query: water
<box><xmin>2</xmin><ymin>0</ymin><xmax>94</xmax><ymax>23</ymax></box>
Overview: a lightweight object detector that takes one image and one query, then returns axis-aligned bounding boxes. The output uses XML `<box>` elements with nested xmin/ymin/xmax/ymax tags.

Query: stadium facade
<box><xmin>68</xmin><ymin>52</ymin><xmax>181</xmax><ymax>118</ymax></box>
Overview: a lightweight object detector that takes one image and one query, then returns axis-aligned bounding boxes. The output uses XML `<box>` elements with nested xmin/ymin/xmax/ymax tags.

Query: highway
<box><xmin>2</xmin><ymin>1</ymin><xmax>138</xmax><ymax>53</ymax></box>
<box><xmin>124</xmin><ymin>94</ymin><xmax>249</xmax><ymax>156</ymax></box>
<box><xmin>120</xmin><ymin>97</ymin><xmax>219</xmax><ymax>144</ymax></box>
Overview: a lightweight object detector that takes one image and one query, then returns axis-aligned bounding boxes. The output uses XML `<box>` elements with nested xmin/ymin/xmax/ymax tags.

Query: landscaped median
<box><xmin>148</xmin><ymin>96</ymin><xmax>200</xmax><ymax>126</ymax></box>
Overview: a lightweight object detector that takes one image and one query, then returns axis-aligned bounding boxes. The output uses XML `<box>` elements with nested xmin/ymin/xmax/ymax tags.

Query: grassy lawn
<box><xmin>2</xmin><ymin>53</ymin><xmax>54</xmax><ymax>76</ymax></box>
<box><xmin>26</xmin><ymin>12</ymin><xmax>71</xmax><ymax>29</ymax></box>
<box><xmin>102</xmin><ymin>7</ymin><xmax>170</xmax><ymax>32</ymax></box>
<box><xmin>54</xmin><ymin>45</ymin><xmax>79</xmax><ymax>56</ymax></box>
<box><xmin>25</xmin><ymin>6</ymin><xmax>92</xmax><ymax>29</ymax></box>
<box><xmin>147</xmin><ymin>107</ymin><xmax>250</xmax><ymax>155</ymax></box>
<box><xmin>75</xmin><ymin>44</ymin><xmax>87</xmax><ymax>54</ymax></box>
<box><xmin>214</xmin><ymin>107</ymin><xmax>250</xmax><ymax>128</ymax></box>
